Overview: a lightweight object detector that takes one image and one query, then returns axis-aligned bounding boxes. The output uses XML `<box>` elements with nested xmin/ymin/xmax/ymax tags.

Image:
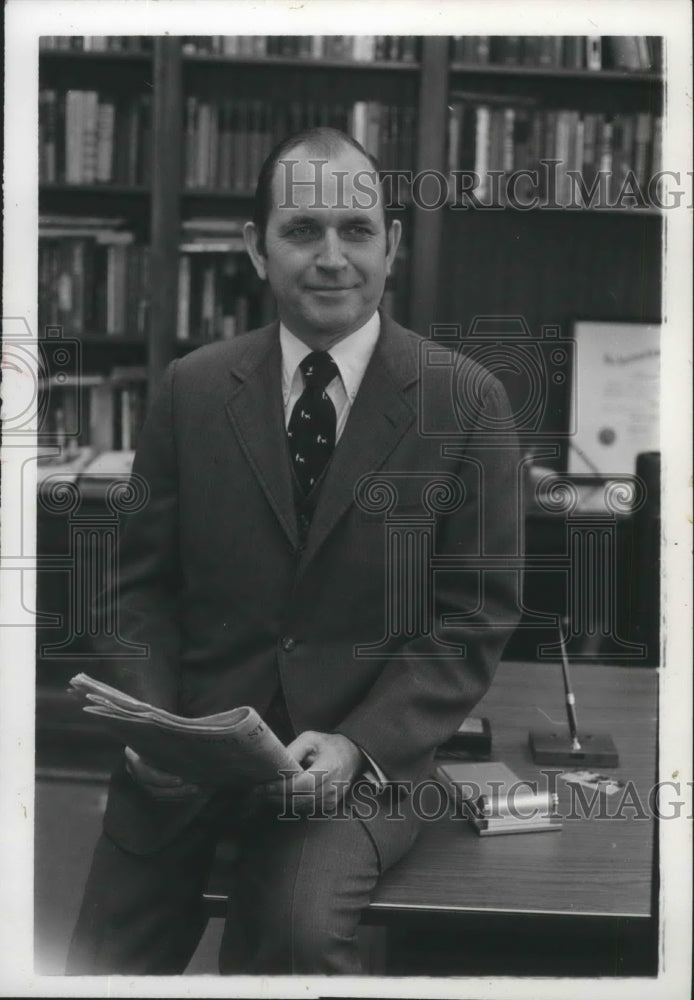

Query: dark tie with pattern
<box><xmin>287</xmin><ymin>351</ymin><xmax>339</xmax><ymax>494</ymax></box>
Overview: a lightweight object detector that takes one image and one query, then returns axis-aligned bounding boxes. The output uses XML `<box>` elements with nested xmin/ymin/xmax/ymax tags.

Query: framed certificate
<box><xmin>569</xmin><ymin>320</ymin><xmax>660</xmax><ymax>475</ymax></box>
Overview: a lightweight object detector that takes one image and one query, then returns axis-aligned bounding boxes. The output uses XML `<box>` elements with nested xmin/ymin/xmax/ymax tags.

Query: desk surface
<box><xmin>370</xmin><ymin>661</ymin><xmax>657</xmax><ymax>920</ymax></box>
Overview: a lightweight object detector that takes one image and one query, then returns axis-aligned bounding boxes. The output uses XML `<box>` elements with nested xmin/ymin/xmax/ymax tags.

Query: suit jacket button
<box><xmin>281</xmin><ymin>637</ymin><xmax>296</xmax><ymax>652</ymax></box>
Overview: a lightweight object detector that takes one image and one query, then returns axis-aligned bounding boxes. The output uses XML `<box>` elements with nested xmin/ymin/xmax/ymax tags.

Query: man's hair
<box><xmin>251</xmin><ymin>127</ymin><xmax>386</xmax><ymax>253</ymax></box>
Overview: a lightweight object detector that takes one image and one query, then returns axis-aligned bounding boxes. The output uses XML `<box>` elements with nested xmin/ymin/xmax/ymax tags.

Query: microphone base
<box><xmin>529</xmin><ymin>730</ymin><xmax>619</xmax><ymax>767</ymax></box>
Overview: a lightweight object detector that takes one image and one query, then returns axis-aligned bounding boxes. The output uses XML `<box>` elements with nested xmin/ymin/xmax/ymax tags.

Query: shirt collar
<box><xmin>280</xmin><ymin>312</ymin><xmax>381</xmax><ymax>403</ymax></box>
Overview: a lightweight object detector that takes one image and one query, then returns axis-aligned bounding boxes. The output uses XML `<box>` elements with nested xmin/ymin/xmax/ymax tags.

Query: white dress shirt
<box><xmin>280</xmin><ymin>311</ymin><xmax>380</xmax><ymax>436</ymax></box>
<box><xmin>279</xmin><ymin>312</ymin><xmax>388</xmax><ymax>787</ymax></box>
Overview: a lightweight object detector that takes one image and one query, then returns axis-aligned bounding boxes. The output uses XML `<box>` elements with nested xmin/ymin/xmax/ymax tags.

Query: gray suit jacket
<box><xmin>95</xmin><ymin>312</ymin><xmax>522</xmax><ymax>864</ymax></box>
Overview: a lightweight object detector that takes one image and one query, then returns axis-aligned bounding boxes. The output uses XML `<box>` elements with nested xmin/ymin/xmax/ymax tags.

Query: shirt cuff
<box><xmin>357</xmin><ymin>745</ymin><xmax>389</xmax><ymax>789</ymax></box>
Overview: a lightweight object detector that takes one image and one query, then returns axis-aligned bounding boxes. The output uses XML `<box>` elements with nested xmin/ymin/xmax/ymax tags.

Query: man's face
<box><xmin>245</xmin><ymin>143</ymin><xmax>401</xmax><ymax>348</ymax></box>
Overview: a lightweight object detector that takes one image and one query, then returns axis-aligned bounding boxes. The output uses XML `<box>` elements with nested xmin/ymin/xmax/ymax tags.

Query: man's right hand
<box><xmin>124</xmin><ymin>746</ymin><xmax>203</xmax><ymax>801</ymax></box>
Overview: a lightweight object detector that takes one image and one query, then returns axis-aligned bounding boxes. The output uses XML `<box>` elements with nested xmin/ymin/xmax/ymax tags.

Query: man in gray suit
<box><xmin>67</xmin><ymin>128</ymin><xmax>521</xmax><ymax>975</ymax></box>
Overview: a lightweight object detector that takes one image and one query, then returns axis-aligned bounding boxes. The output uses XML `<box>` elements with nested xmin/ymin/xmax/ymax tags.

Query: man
<box><xmin>67</xmin><ymin>128</ymin><xmax>521</xmax><ymax>975</ymax></box>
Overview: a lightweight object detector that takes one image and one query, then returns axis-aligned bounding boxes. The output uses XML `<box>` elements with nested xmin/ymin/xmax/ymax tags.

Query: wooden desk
<box><xmin>371</xmin><ymin>661</ymin><xmax>657</xmax><ymax>920</ymax></box>
<box><xmin>205</xmin><ymin>661</ymin><xmax>658</xmax><ymax>975</ymax></box>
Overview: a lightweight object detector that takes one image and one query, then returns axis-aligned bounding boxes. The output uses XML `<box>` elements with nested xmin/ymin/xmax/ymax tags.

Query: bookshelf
<box><xmin>35</xmin><ymin>32</ymin><xmax>664</xmax><ymax>696</ymax></box>
<box><xmin>37</xmin><ymin>32</ymin><xmax>663</xmax><ymax>466</ymax></box>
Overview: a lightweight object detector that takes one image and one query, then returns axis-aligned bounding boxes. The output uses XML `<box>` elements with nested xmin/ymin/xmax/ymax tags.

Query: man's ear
<box><xmin>384</xmin><ymin>219</ymin><xmax>402</xmax><ymax>275</ymax></box>
<box><xmin>243</xmin><ymin>221</ymin><xmax>267</xmax><ymax>280</ymax></box>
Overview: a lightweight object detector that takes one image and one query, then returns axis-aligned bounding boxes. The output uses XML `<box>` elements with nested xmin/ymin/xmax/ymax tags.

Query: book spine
<box><xmin>201</xmin><ymin>262</ymin><xmax>215</xmax><ymax>340</ymax></box>
<box><xmin>608</xmin><ymin>36</ymin><xmax>642</xmax><ymax>71</ymax></box>
<box><xmin>139</xmin><ymin>94</ymin><xmax>152</xmax><ymax>185</ymax></box>
<box><xmin>105</xmin><ymin>245</ymin><xmax>114</xmax><ymax>333</ymax></box>
<box><xmin>88</xmin><ymin>382</ymin><xmax>115</xmax><ymax>452</ymax></box>
<box><xmin>488</xmin><ymin>107</ymin><xmax>504</xmax><ymax>181</ymax></box>
<box><xmin>502</xmin><ymin>106</ymin><xmax>515</xmax><ymax>175</ymax></box>
<box><xmin>365</xmin><ymin>101</ymin><xmax>381</xmax><ymax>159</ymax></box>
<box><xmin>521</xmin><ymin>36</ymin><xmax>540</xmax><ymax>67</ymax></box>
<box><xmin>197</xmin><ymin>101</ymin><xmax>211</xmax><ymax>188</ymax></box>
<box><xmin>139</xmin><ymin>246</ymin><xmax>151</xmax><ymax>336</ymax></box>
<box><xmin>474</xmin><ymin>36</ymin><xmax>490</xmax><ymax>64</ymax></box>
<box><xmin>81</xmin><ymin>91</ymin><xmax>99</xmax><ymax>184</ymax></box>
<box><xmin>234</xmin><ymin>99</ymin><xmax>249</xmax><ymax>193</ymax></box>
<box><xmin>634</xmin><ymin>112</ymin><xmax>652</xmax><ymax>188</ymax></box>
<box><xmin>184</xmin><ymin>96</ymin><xmax>197</xmax><ymax>188</ymax></box>
<box><xmin>542</xmin><ymin>110</ymin><xmax>557</xmax><ymax>201</ymax></box>
<box><xmin>177</xmin><ymin>254</ymin><xmax>191</xmax><ymax>340</ymax></box>
<box><xmin>475</xmin><ymin>106</ymin><xmax>491</xmax><ymax>201</ymax></box>
<box><xmin>112</xmin><ymin>99</ymin><xmax>125</xmax><ymax>184</ymax></box>
<box><xmin>248</xmin><ymin>99</ymin><xmax>263</xmax><ymax>189</ymax></box>
<box><xmin>648</xmin><ymin>116</ymin><xmax>661</xmax><ymax>179</ymax></box>
<box><xmin>555</xmin><ymin>110</ymin><xmax>571</xmax><ymax>205</ymax></box>
<box><xmin>120</xmin><ymin>387</ymin><xmax>131</xmax><ymax>451</ymax></box>
<box><xmin>581</xmin><ymin>112</ymin><xmax>599</xmax><ymax>199</ymax></box>
<box><xmin>65</xmin><ymin>90</ymin><xmax>84</xmax><ymax>183</ymax></box>
<box><xmin>39</xmin><ymin>91</ymin><xmax>46</xmax><ymax>182</ymax></box>
<box><xmin>500</xmin><ymin>36</ymin><xmax>522</xmax><ymax>66</ymax></box>
<box><xmin>400</xmin><ymin>36</ymin><xmax>416</xmax><ymax>62</ymax></box>
<box><xmin>447</xmin><ymin>103</ymin><xmax>460</xmax><ymax>175</ymax></box>
<box><xmin>537</xmin><ymin>36</ymin><xmax>560</xmax><ymax>68</ymax></box>
<box><xmin>571</xmin><ymin>114</ymin><xmax>585</xmax><ymax>204</ymax></box>
<box><xmin>598</xmin><ymin>115</ymin><xmax>615</xmax><ymax>194</ymax></box>
<box><xmin>96</xmin><ymin>101</ymin><xmax>115</xmax><ymax>183</ymax></box>
<box><xmin>351</xmin><ymin>100</ymin><xmax>368</xmax><ymax>148</ymax></box>
<box><xmin>634</xmin><ymin>36</ymin><xmax>651</xmax><ymax>70</ymax></box>
<box><xmin>126</xmin><ymin>98</ymin><xmax>140</xmax><ymax>186</ymax></box>
<box><xmin>116</xmin><ymin>244</ymin><xmax>128</xmax><ymax>333</ymax></box>
<box><xmin>125</xmin><ymin>245</ymin><xmax>138</xmax><ymax>336</ymax></box>
<box><xmin>218</xmin><ymin>99</ymin><xmax>232</xmax><ymax>189</ymax></box>
<box><xmin>563</xmin><ymin>35</ymin><xmax>584</xmax><ymax>69</ymax></box>
<box><xmin>208</xmin><ymin>100</ymin><xmax>219</xmax><ymax>189</ymax></box>
<box><xmin>586</xmin><ymin>36</ymin><xmax>602</xmax><ymax>70</ymax></box>
<box><xmin>75</xmin><ymin>240</ymin><xmax>87</xmax><ymax>333</ymax></box>
<box><xmin>43</xmin><ymin>91</ymin><xmax>58</xmax><ymax>183</ymax></box>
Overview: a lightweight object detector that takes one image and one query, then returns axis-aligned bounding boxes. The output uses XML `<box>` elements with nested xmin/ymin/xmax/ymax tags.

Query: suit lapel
<box><xmin>224</xmin><ymin>325</ymin><xmax>299</xmax><ymax>549</ymax></box>
<box><xmin>298</xmin><ymin>315</ymin><xmax>418</xmax><ymax>573</ymax></box>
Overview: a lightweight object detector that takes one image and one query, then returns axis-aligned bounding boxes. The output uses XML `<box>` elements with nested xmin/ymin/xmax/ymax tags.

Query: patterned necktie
<box><xmin>287</xmin><ymin>351</ymin><xmax>339</xmax><ymax>494</ymax></box>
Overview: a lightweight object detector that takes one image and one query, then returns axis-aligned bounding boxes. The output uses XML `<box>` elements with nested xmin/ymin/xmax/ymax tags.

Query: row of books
<box><xmin>38</xmin><ymin>235</ymin><xmax>403</xmax><ymax>346</ymax></box>
<box><xmin>181</xmin><ymin>35</ymin><xmax>419</xmax><ymax>62</ymax></box>
<box><xmin>39</xmin><ymin>90</ymin><xmax>152</xmax><ymax>185</ymax></box>
<box><xmin>177</xmin><ymin>253</ymin><xmax>265</xmax><ymax>343</ymax></box>
<box><xmin>39</xmin><ymin>36</ymin><xmax>153</xmax><ymax>53</ymax></box>
<box><xmin>176</xmin><ymin>219</ymin><xmax>267</xmax><ymax>340</ymax></box>
<box><xmin>183</xmin><ymin>98</ymin><xmax>418</xmax><ymax>191</ymax></box>
<box><xmin>39</xmin><ymin>221</ymin><xmax>150</xmax><ymax>335</ymax></box>
<box><xmin>450</xmin><ymin>36</ymin><xmax>662</xmax><ymax>72</ymax></box>
<box><xmin>39</xmin><ymin>368</ymin><xmax>147</xmax><ymax>456</ymax></box>
<box><xmin>38</xmin><ymin>34</ymin><xmax>662</xmax><ymax>71</ymax></box>
<box><xmin>448</xmin><ymin>101</ymin><xmax>662</xmax><ymax>204</ymax></box>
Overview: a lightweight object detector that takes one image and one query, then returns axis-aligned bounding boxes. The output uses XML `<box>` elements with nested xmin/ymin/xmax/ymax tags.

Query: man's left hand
<box><xmin>258</xmin><ymin>731</ymin><xmax>365</xmax><ymax>815</ymax></box>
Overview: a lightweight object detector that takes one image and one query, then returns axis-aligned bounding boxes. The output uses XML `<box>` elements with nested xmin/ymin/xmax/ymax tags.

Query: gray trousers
<box><xmin>66</xmin><ymin>790</ymin><xmax>415</xmax><ymax>975</ymax></box>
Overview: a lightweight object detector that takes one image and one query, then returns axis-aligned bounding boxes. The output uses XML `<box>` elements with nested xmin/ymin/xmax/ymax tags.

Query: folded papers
<box><xmin>68</xmin><ymin>673</ymin><xmax>301</xmax><ymax>787</ymax></box>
